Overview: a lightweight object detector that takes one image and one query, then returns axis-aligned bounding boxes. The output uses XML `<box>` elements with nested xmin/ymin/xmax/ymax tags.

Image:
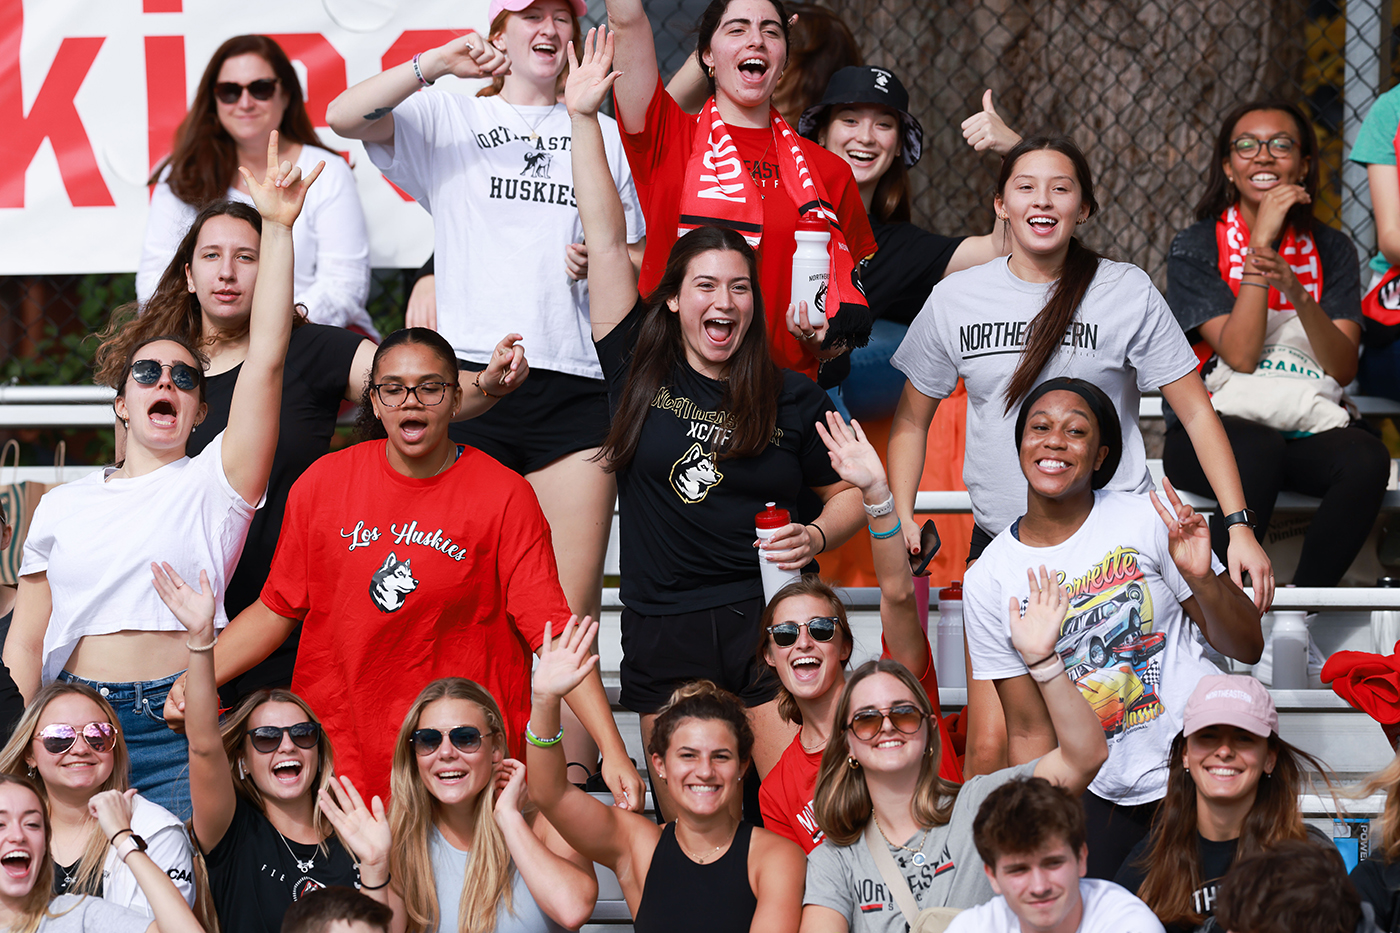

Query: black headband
<box><xmin>1014</xmin><ymin>377</ymin><xmax>1123</xmax><ymax>490</ymax></box>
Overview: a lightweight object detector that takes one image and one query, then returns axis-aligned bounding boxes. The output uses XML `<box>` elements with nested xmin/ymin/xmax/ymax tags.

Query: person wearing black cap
<box><xmin>796</xmin><ymin>67</ymin><xmax>1018</xmax><ymax>421</ymax></box>
<box><xmin>961</xmin><ymin>378</ymin><xmax>1263</xmax><ymax>882</ymax></box>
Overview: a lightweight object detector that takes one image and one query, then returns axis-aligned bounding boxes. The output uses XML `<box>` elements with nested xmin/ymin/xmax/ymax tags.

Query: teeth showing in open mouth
<box><xmin>847</xmin><ymin>151</ymin><xmax>876</xmax><ymax>163</ymax></box>
<box><xmin>437</xmin><ymin>770</ymin><xmax>466</xmax><ymax>781</ymax></box>
<box><xmin>738</xmin><ymin>58</ymin><xmax>767</xmax><ymax>74</ymax></box>
<box><xmin>273</xmin><ymin>760</ymin><xmax>303</xmax><ymax>781</ymax></box>
<box><xmin>792</xmin><ymin>657</ymin><xmax>821</xmax><ymax>668</ymax></box>
<box><xmin>1028</xmin><ymin>217</ymin><xmax>1057</xmax><ymax>227</ymax></box>
<box><xmin>532</xmin><ymin>43</ymin><xmax>556</xmax><ymax>53</ymax></box>
<box><xmin>1038</xmin><ymin>459</ymin><xmax>1067</xmax><ymax>470</ymax></box>
<box><xmin>1250</xmin><ymin>173</ymin><xmax>1278</xmax><ymax>183</ymax></box>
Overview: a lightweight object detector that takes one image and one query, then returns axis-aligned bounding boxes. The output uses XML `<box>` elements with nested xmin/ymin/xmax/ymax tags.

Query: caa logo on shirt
<box><xmin>670</xmin><ymin>443</ymin><xmax>724</xmax><ymax>504</ymax></box>
<box><xmin>369</xmin><ymin>551</ymin><xmax>419</xmax><ymax>613</ymax></box>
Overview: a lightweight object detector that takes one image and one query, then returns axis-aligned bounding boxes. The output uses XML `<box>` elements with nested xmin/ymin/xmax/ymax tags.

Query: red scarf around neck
<box><xmin>1214</xmin><ymin>204</ymin><xmax>1322</xmax><ymax>312</ymax></box>
<box><xmin>678</xmin><ymin>97</ymin><xmax>871</xmax><ymax>348</ymax></box>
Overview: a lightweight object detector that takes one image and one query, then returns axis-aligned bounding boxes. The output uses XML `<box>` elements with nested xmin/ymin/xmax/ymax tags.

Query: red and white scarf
<box><xmin>678</xmin><ymin>98</ymin><xmax>871</xmax><ymax>346</ymax></box>
<box><xmin>1214</xmin><ymin>204</ymin><xmax>1322</xmax><ymax>312</ymax></box>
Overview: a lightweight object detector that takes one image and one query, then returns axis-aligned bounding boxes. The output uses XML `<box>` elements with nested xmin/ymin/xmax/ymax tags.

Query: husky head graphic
<box><xmin>369</xmin><ymin>551</ymin><xmax>419</xmax><ymax>613</ymax></box>
<box><xmin>521</xmin><ymin>150</ymin><xmax>553</xmax><ymax>178</ymax></box>
<box><xmin>670</xmin><ymin>442</ymin><xmax>723</xmax><ymax>503</ymax></box>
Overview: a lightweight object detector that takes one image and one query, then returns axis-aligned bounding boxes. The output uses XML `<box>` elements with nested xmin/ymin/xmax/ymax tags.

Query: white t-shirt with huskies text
<box><xmin>890</xmin><ymin>257</ymin><xmax>1198</xmax><ymax>534</ymax></box>
<box><xmin>944</xmin><ymin>878</ymin><xmax>1165</xmax><ymax>933</ymax></box>
<box><xmin>963</xmin><ymin>490</ymin><xmax>1225</xmax><ymax>804</ymax></box>
<box><xmin>366</xmin><ymin>90</ymin><xmax>645</xmax><ymax>378</ymax></box>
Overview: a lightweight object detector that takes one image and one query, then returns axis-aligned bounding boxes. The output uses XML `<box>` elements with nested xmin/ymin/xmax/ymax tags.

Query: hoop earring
<box><xmin>707</xmin><ymin>65</ymin><xmax>715</xmax><ymax>78</ymax></box>
<box><xmin>847</xmin><ymin>756</ymin><xmax>860</xmax><ymax>770</ymax></box>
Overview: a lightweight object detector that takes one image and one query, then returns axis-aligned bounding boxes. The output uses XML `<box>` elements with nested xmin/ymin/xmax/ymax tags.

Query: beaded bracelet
<box><xmin>525</xmin><ymin>721</ymin><xmax>564</xmax><ymax>747</ymax></box>
<box><xmin>474</xmin><ymin>371</ymin><xmax>501</xmax><ymax>399</ymax></box>
<box><xmin>869</xmin><ymin>518</ymin><xmax>902</xmax><ymax>540</ymax></box>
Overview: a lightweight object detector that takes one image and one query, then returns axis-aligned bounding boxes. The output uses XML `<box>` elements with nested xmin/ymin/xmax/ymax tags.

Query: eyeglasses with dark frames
<box><xmin>1230</xmin><ymin>135</ymin><xmax>1296</xmax><ymax>159</ymax></box>
<box><xmin>372</xmin><ymin>382</ymin><xmax>458</xmax><ymax>408</ymax></box>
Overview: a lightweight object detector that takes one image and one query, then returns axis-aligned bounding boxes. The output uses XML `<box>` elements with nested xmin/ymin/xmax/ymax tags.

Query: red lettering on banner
<box><xmin>375</xmin><ymin>31</ymin><xmax>466</xmax><ymax>202</ymax></box>
<box><xmin>0</xmin><ymin>0</ymin><xmax>113</xmax><ymax>207</ymax></box>
<box><xmin>265</xmin><ymin>33</ymin><xmax>346</xmax><ymax>126</ymax></box>
<box><xmin>144</xmin><ymin>36</ymin><xmax>186</xmax><ymax>177</ymax></box>
<box><xmin>142</xmin><ymin>0</ymin><xmax>182</xmax><ymax>11</ymax></box>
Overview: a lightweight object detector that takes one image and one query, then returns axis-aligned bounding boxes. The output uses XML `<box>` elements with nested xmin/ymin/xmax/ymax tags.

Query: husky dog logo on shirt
<box><xmin>521</xmin><ymin>150</ymin><xmax>553</xmax><ymax>178</ymax></box>
<box><xmin>369</xmin><ymin>551</ymin><xmax>419</xmax><ymax>613</ymax></box>
<box><xmin>670</xmin><ymin>442</ymin><xmax>723</xmax><ymax>504</ymax></box>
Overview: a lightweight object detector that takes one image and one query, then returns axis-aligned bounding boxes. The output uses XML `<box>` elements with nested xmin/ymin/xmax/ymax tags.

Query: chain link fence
<box><xmin>4</xmin><ymin>0</ymin><xmax>1398</xmax><ymax>462</ymax></box>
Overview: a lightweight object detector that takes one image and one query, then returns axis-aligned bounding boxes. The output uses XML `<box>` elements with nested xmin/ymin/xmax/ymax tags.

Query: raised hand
<box><xmin>1248</xmin><ymin>182</ymin><xmax>1310</xmax><ymax>247</ymax></box>
<box><xmin>238</xmin><ymin>131</ymin><xmax>325</xmax><ymax>228</ymax></box>
<box><xmin>1150</xmin><ymin>477</ymin><xmax>1214</xmax><ymax>580</ymax></box>
<box><xmin>150</xmin><ymin>563</ymin><xmax>215</xmax><ymax>643</ymax></box>
<box><xmin>565</xmin><ymin>26</ymin><xmax>621</xmax><ymax>119</ymax></box>
<box><xmin>534</xmin><ymin>617</ymin><xmax>600</xmax><ymax>702</ymax></box>
<box><xmin>494</xmin><ymin>758</ymin><xmax>529</xmax><ymax>819</ymax></box>
<box><xmin>1009</xmin><ymin>565</ymin><xmax>1068</xmax><ymax>666</ymax></box>
<box><xmin>815</xmin><ymin>410</ymin><xmax>888</xmax><ymax>495</ymax></box>
<box><xmin>89</xmin><ymin>788</ymin><xmax>138</xmax><ymax>842</ymax></box>
<box><xmin>431</xmin><ymin>31</ymin><xmax>510</xmax><ymax>81</ymax></box>
<box><xmin>317</xmin><ymin>775</ymin><xmax>391</xmax><ymax>868</ymax></box>
<box><xmin>480</xmin><ymin>333</ymin><xmax>529</xmax><ymax>398</ymax></box>
<box><xmin>961</xmin><ymin>89</ymin><xmax>1021</xmax><ymax>156</ymax></box>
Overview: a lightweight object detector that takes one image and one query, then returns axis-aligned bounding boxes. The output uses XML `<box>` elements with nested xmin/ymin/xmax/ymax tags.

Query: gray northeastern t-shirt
<box><xmin>803</xmin><ymin>762</ymin><xmax>1038</xmax><ymax>930</ymax></box>
<box><xmin>38</xmin><ymin>895</ymin><xmax>151</xmax><ymax>933</ymax></box>
<box><xmin>429</xmin><ymin>826</ymin><xmax>567</xmax><ymax>933</ymax></box>
<box><xmin>891</xmin><ymin>257</ymin><xmax>1198</xmax><ymax>534</ymax></box>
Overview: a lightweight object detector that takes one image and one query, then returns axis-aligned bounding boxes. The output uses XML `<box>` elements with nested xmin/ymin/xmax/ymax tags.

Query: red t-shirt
<box><xmin>759</xmin><ymin>639</ymin><xmax>962</xmax><ymax>853</ymax></box>
<box><xmin>620</xmin><ymin>79</ymin><xmax>878</xmax><ymax>380</ymax></box>
<box><xmin>260</xmin><ymin>441</ymin><xmax>570</xmax><ymax>801</ymax></box>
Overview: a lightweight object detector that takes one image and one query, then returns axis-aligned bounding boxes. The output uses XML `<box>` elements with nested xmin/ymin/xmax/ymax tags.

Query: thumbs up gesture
<box><xmin>961</xmin><ymin>89</ymin><xmax>1022</xmax><ymax>156</ymax></box>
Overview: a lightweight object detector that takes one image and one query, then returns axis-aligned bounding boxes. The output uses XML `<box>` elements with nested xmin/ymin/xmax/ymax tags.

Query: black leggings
<box><xmin>1162</xmin><ymin>417</ymin><xmax>1390</xmax><ymax>586</ymax></box>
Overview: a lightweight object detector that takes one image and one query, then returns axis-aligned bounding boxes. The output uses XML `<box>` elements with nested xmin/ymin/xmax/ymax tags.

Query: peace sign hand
<box><xmin>1150</xmin><ymin>477</ymin><xmax>1214</xmax><ymax>581</ymax></box>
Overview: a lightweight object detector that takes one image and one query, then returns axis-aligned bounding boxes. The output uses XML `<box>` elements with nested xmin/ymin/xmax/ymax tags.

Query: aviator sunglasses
<box><xmin>410</xmin><ymin>726</ymin><xmax>482</xmax><ymax>756</ymax></box>
<box><xmin>130</xmin><ymin>359</ymin><xmax>202</xmax><ymax>391</ymax></box>
<box><xmin>36</xmin><ymin>722</ymin><xmax>116</xmax><ymax>755</ymax></box>
<box><xmin>214</xmin><ymin>78</ymin><xmax>279</xmax><ymax>105</ymax></box>
<box><xmin>246</xmin><ymin>722</ymin><xmax>321</xmax><ymax>753</ymax></box>
<box><xmin>767</xmin><ymin>616</ymin><xmax>839</xmax><ymax>648</ymax></box>
<box><xmin>847</xmin><ymin>704</ymin><xmax>928</xmax><ymax>742</ymax></box>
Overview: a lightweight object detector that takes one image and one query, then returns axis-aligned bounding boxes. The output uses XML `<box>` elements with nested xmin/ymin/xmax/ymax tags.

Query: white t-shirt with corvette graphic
<box><xmin>964</xmin><ymin>490</ymin><xmax>1226</xmax><ymax>804</ymax></box>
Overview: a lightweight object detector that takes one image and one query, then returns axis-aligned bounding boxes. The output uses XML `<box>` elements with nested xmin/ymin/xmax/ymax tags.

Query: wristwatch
<box><xmin>1222</xmin><ymin>509</ymin><xmax>1257</xmax><ymax>530</ymax></box>
<box><xmin>112</xmin><ymin>831</ymin><xmax>148</xmax><ymax>863</ymax></box>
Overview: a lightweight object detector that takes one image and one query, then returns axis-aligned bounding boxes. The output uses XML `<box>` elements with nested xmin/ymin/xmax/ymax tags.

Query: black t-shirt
<box><xmin>186</xmin><ymin>323</ymin><xmax>364</xmax><ymax>697</ymax></box>
<box><xmin>0</xmin><ymin>608</ymin><xmax>22</xmax><ymax>743</ymax></box>
<box><xmin>51</xmin><ymin>858</ymin><xmax>101</xmax><ymax>897</ymax></box>
<box><xmin>1352</xmin><ymin>856</ymin><xmax>1400</xmax><ymax>932</ymax></box>
<box><xmin>862</xmin><ymin>221</ymin><xmax>965</xmax><ymax>327</ymax></box>
<box><xmin>595</xmin><ymin>300</ymin><xmax>841</xmax><ymax>614</ymax></box>
<box><xmin>203</xmin><ymin>796</ymin><xmax>359</xmax><ymax>933</ymax></box>
<box><xmin>1116</xmin><ymin>832</ymin><xmax>1236</xmax><ymax>933</ymax></box>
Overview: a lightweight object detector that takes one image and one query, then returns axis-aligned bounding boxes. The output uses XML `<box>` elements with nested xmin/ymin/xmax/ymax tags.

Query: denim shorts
<box><xmin>58</xmin><ymin>670</ymin><xmax>191</xmax><ymax>820</ymax></box>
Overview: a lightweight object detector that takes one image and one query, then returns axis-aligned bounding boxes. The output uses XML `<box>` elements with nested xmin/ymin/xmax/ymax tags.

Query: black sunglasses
<box><xmin>36</xmin><ymin>722</ymin><xmax>116</xmax><ymax>755</ymax></box>
<box><xmin>767</xmin><ymin>616</ymin><xmax>839</xmax><ymax>648</ymax></box>
<box><xmin>131</xmin><ymin>359</ymin><xmax>202</xmax><ymax>391</ymax></box>
<box><xmin>411</xmin><ymin>726</ymin><xmax>482</xmax><ymax>756</ymax></box>
<box><xmin>847</xmin><ymin>704</ymin><xmax>927</xmax><ymax>741</ymax></box>
<box><xmin>246</xmin><ymin>722</ymin><xmax>321</xmax><ymax>754</ymax></box>
<box><xmin>214</xmin><ymin>78</ymin><xmax>279</xmax><ymax>105</ymax></box>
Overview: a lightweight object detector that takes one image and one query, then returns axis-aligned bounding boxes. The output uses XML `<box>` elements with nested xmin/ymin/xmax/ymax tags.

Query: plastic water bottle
<box><xmin>936</xmin><ymin>582</ymin><xmax>966</xmax><ymax>688</ymax></box>
<box><xmin>755</xmin><ymin>503</ymin><xmax>800</xmax><ymax>604</ymax></box>
<box><xmin>1372</xmin><ymin>577</ymin><xmax>1400</xmax><ymax>655</ymax></box>
<box><xmin>791</xmin><ymin>217</ymin><xmax>830</xmax><ymax>330</ymax></box>
<box><xmin>1270</xmin><ymin>611</ymin><xmax>1309</xmax><ymax>690</ymax></box>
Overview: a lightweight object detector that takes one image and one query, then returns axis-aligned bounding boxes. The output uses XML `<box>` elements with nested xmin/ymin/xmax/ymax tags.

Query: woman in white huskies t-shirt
<box><xmin>327</xmin><ymin>6</ymin><xmax>645</xmax><ymax>760</ymax></box>
<box><xmin>962</xmin><ymin>377</ymin><xmax>1262</xmax><ymax>881</ymax></box>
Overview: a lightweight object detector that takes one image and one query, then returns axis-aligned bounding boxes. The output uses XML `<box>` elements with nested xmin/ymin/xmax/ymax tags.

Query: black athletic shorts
<box><xmin>619</xmin><ymin>596</ymin><xmax>779</xmax><ymax>714</ymax></box>
<box><xmin>449</xmin><ymin>361</ymin><xmax>610</xmax><ymax>475</ymax></box>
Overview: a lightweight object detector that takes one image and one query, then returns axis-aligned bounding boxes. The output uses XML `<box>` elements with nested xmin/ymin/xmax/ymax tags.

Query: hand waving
<box><xmin>815</xmin><ymin>410</ymin><xmax>888</xmax><ymax>496</ymax></box>
<box><xmin>534</xmin><ymin>616</ymin><xmax>600</xmax><ymax>702</ymax></box>
<box><xmin>1009</xmin><ymin>565</ymin><xmax>1068</xmax><ymax>666</ymax></box>
<box><xmin>565</xmin><ymin>26</ymin><xmax>621</xmax><ymax>119</ymax></box>
<box><xmin>150</xmin><ymin>562</ymin><xmax>215</xmax><ymax>644</ymax></box>
<box><xmin>1150</xmin><ymin>477</ymin><xmax>1214</xmax><ymax>581</ymax></box>
<box><xmin>317</xmin><ymin>775</ymin><xmax>391</xmax><ymax>868</ymax></box>
<box><xmin>238</xmin><ymin>131</ymin><xmax>325</xmax><ymax>228</ymax></box>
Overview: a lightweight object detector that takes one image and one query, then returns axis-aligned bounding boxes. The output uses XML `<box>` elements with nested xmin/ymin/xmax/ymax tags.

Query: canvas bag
<box><xmin>862</xmin><ymin>819</ymin><xmax>961</xmax><ymax>933</ymax></box>
<box><xmin>0</xmin><ymin>440</ymin><xmax>64</xmax><ymax>586</ymax></box>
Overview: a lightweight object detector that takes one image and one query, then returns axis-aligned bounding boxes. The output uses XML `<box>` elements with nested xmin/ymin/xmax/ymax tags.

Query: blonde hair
<box><xmin>217</xmin><ymin>689</ymin><xmax>339</xmax><ymax>855</ymax></box>
<box><xmin>0</xmin><ymin>774</ymin><xmax>58</xmax><ymax>933</ymax></box>
<box><xmin>389</xmin><ymin>678</ymin><xmax>514</xmax><ymax>933</ymax></box>
<box><xmin>812</xmin><ymin>659</ymin><xmax>959</xmax><ymax>846</ymax></box>
<box><xmin>475</xmin><ymin>7</ymin><xmax>580</xmax><ymax>100</ymax></box>
<box><xmin>1357</xmin><ymin>752</ymin><xmax>1400</xmax><ymax>861</ymax></box>
<box><xmin>0</xmin><ymin>684</ymin><xmax>130</xmax><ymax>897</ymax></box>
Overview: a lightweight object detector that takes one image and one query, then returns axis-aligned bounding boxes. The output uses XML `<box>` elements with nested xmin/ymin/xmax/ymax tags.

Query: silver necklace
<box><xmin>503</xmin><ymin>98</ymin><xmax>558</xmax><ymax>143</ymax></box>
<box><xmin>276</xmin><ymin>829</ymin><xmax>316</xmax><ymax>874</ymax></box>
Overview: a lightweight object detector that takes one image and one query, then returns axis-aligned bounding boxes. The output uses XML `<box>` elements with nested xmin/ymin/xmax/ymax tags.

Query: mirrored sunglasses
<box><xmin>131</xmin><ymin>359</ymin><xmax>201</xmax><ymax>391</ymax></box>
<box><xmin>767</xmin><ymin>616</ymin><xmax>839</xmax><ymax>648</ymax></box>
<box><xmin>36</xmin><ymin>722</ymin><xmax>116</xmax><ymax>755</ymax></box>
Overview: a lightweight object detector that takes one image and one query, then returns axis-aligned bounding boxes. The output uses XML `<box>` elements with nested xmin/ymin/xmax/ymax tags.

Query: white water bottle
<box><xmin>791</xmin><ymin>217</ymin><xmax>830</xmax><ymax>330</ymax></box>
<box><xmin>1270</xmin><ymin>611</ymin><xmax>1309</xmax><ymax>690</ymax></box>
<box><xmin>936</xmin><ymin>582</ymin><xmax>966</xmax><ymax>688</ymax></box>
<box><xmin>756</xmin><ymin>503</ymin><xmax>801</xmax><ymax>604</ymax></box>
<box><xmin>1373</xmin><ymin>577</ymin><xmax>1400</xmax><ymax>654</ymax></box>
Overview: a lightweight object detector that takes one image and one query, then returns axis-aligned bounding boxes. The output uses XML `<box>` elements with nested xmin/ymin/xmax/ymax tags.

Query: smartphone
<box><xmin>908</xmin><ymin>519</ymin><xmax>941</xmax><ymax>577</ymax></box>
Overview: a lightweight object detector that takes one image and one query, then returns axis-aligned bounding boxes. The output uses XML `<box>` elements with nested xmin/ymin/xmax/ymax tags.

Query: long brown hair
<box><xmin>475</xmin><ymin>7</ymin><xmax>581</xmax><ymax>101</ymax></box>
<box><xmin>598</xmin><ymin>227</ymin><xmax>781</xmax><ymax>472</ymax></box>
<box><xmin>151</xmin><ymin>35</ymin><xmax>323</xmax><ymax>205</ymax></box>
<box><xmin>1133</xmin><ymin>730</ymin><xmax>1334</xmax><ymax>928</ymax></box>
<box><xmin>389</xmin><ymin>679</ymin><xmax>514</xmax><ymax>933</ymax></box>
<box><xmin>0</xmin><ymin>774</ymin><xmax>57</xmax><ymax>933</ymax></box>
<box><xmin>770</xmin><ymin>4</ymin><xmax>862</xmax><ymax>124</ymax></box>
<box><xmin>696</xmin><ymin>0</ymin><xmax>793</xmax><ymax>99</ymax></box>
<box><xmin>996</xmin><ymin>135</ymin><xmax>1103</xmax><ymax>414</ymax></box>
<box><xmin>0</xmin><ymin>684</ymin><xmax>131</xmax><ymax>899</ymax></box>
<box><xmin>756</xmin><ymin>575</ymin><xmax>853</xmax><ymax>725</ymax></box>
<box><xmin>812</xmin><ymin>659</ymin><xmax>959</xmax><ymax>846</ymax></box>
<box><xmin>1194</xmin><ymin>99</ymin><xmax>1319</xmax><ymax>234</ymax></box>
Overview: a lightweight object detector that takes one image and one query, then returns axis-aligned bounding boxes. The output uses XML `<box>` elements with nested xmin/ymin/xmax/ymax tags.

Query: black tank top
<box><xmin>634</xmin><ymin>822</ymin><xmax>758</xmax><ymax>933</ymax></box>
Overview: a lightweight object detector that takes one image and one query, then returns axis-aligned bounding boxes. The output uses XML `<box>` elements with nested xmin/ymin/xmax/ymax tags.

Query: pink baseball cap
<box><xmin>488</xmin><ymin>0</ymin><xmax>588</xmax><ymax>20</ymax></box>
<box><xmin>1182</xmin><ymin>674</ymin><xmax>1278</xmax><ymax>738</ymax></box>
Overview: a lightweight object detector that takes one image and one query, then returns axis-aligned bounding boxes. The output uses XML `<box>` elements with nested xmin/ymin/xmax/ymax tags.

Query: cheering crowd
<box><xmin>5</xmin><ymin>0</ymin><xmax>1400</xmax><ymax>930</ymax></box>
